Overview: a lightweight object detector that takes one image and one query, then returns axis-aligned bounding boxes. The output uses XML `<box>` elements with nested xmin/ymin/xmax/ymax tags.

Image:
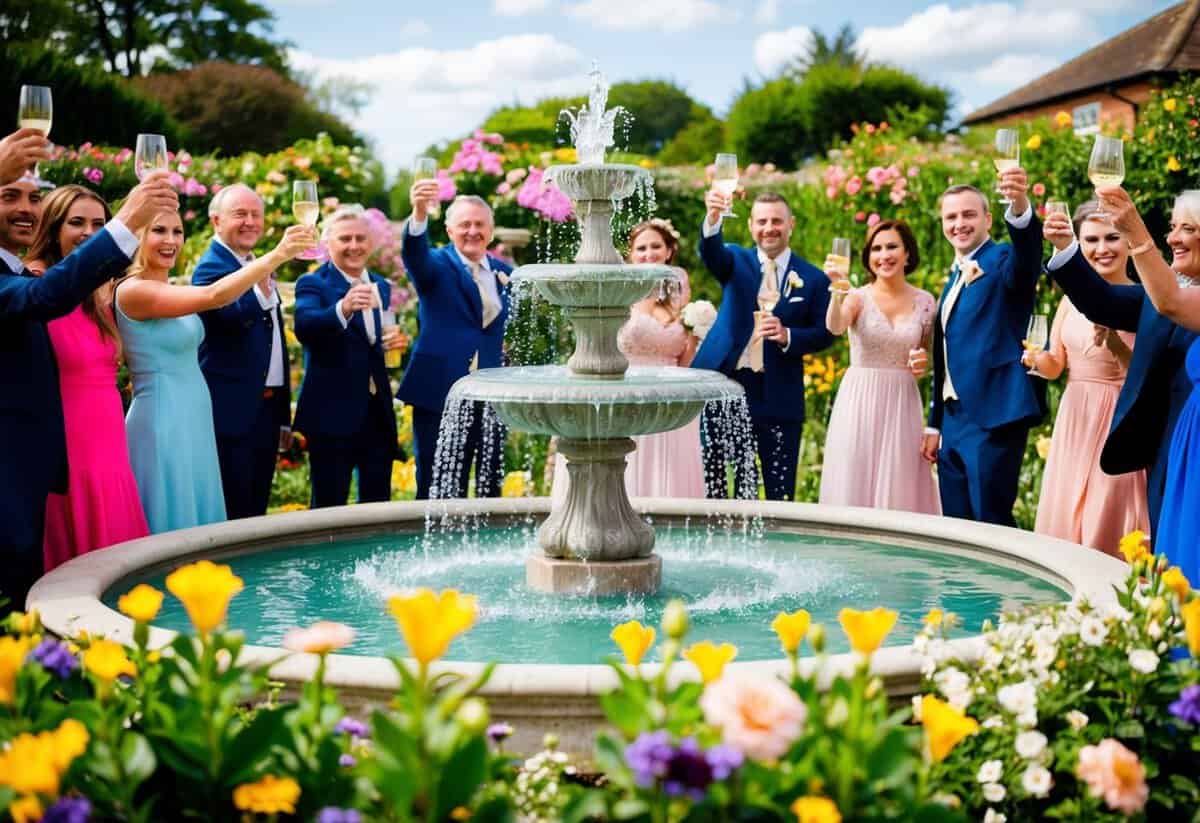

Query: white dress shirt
<box><xmin>408</xmin><ymin>217</ymin><xmax>501</xmax><ymax>312</ymax></box>
<box><xmin>334</xmin><ymin>266</ymin><xmax>377</xmax><ymax>343</ymax></box>
<box><xmin>1</xmin><ymin>217</ymin><xmax>139</xmax><ymax>272</ymax></box>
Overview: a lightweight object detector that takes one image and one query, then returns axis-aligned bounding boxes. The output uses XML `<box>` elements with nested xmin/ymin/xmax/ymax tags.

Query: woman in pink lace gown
<box><xmin>819</xmin><ymin>219</ymin><xmax>940</xmax><ymax>513</ymax></box>
<box><xmin>1024</xmin><ymin>202</ymin><xmax>1148</xmax><ymax>556</ymax></box>
<box><xmin>25</xmin><ymin>186</ymin><xmax>148</xmax><ymax>571</ymax></box>
<box><xmin>552</xmin><ymin>220</ymin><xmax>704</xmax><ymax>499</ymax></box>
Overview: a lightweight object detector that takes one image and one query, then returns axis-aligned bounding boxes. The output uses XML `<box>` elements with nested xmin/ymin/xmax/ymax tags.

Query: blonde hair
<box><xmin>117</xmin><ymin>210</ymin><xmax>183</xmax><ymax>290</ymax></box>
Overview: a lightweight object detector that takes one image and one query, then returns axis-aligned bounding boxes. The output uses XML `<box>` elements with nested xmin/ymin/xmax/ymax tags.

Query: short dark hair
<box><xmin>940</xmin><ymin>184</ymin><xmax>990</xmax><ymax>215</ymax></box>
<box><xmin>861</xmin><ymin>219</ymin><xmax>920</xmax><ymax>281</ymax></box>
<box><xmin>751</xmin><ymin>191</ymin><xmax>792</xmax><ymax>216</ymax></box>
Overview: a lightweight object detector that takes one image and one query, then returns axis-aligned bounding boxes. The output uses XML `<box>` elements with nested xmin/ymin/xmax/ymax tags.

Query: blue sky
<box><xmin>269</xmin><ymin>0</ymin><xmax>1175</xmax><ymax>173</ymax></box>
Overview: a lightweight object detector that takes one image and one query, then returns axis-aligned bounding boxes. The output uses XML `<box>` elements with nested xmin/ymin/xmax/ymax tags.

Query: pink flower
<box><xmin>496</xmin><ymin>182</ymin><xmax>511</xmax><ymax>195</ymax></box>
<box><xmin>1077</xmin><ymin>739</ymin><xmax>1148</xmax><ymax>815</ymax></box>
<box><xmin>184</xmin><ymin>209</ymin><xmax>196</xmax><ymax>221</ymax></box>
<box><xmin>1032</xmin><ymin>182</ymin><xmax>1046</xmax><ymax>197</ymax></box>
<box><xmin>825</xmin><ymin>185</ymin><xmax>839</xmax><ymax>200</ymax></box>
<box><xmin>323</xmin><ymin>196</ymin><xmax>340</xmax><ymax>209</ymax></box>
<box><xmin>435</xmin><ymin>169</ymin><xmax>457</xmax><ymax>202</ymax></box>
<box><xmin>183</xmin><ymin>178</ymin><xmax>207</xmax><ymax>197</ymax></box>
<box><xmin>854</xmin><ymin>211</ymin><xmax>867</xmax><ymax>223</ymax></box>
<box><xmin>78</xmin><ymin>142</ymin><xmax>93</xmax><ymax>153</ymax></box>
<box><xmin>867</xmin><ymin>213</ymin><xmax>881</xmax><ymax>227</ymax></box>
<box><xmin>908</xmin><ymin>166</ymin><xmax>919</xmax><ymax>178</ymax></box>
<box><xmin>699</xmin><ymin>674</ymin><xmax>806</xmax><ymax>761</ymax></box>
<box><xmin>210</xmin><ymin>183</ymin><xmax>223</xmax><ymax>194</ymax></box>
<box><xmin>283</xmin><ymin>621</ymin><xmax>356</xmax><ymax>654</ymax></box>
<box><xmin>114</xmin><ymin>148</ymin><xmax>132</xmax><ymax>165</ymax></box>
<box><xmin>845</xmin><ymin>176</ymin><xmax>862</xmax><ymax>196</ymax></box>
<box><xmin>823</xmin><ymin>164</ymin><xmax>847</xmax><ymax>189</ymax></box>
<box><xmin>865</xmin><ymin>123</ymin><xmax>876</xmax><ymax>134</ymax></box>
<box><xmin>168</xmin><ymin>171</ymin><xmax>185</xmax><ymax>189</ymax></box>
<box><xmin>82</xmin><ymin>167</ymin><xmax>103</xmax><ymax>184</ymax></box>
<box><xmin>889</xmin><ymin>186</ymin><xmax>907</xmax><ymax>205</ymax></box>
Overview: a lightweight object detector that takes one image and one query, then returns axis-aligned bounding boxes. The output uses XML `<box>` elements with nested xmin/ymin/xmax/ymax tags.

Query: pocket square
<box><xmin>961</xmin><ymin>260</ymin><xmax>985</xmax><ymax>285</ymax></box>
<box><xmin>788</xmin><ymin>296</ymin><xmax>805</xmax><ymax>303</ymax></box>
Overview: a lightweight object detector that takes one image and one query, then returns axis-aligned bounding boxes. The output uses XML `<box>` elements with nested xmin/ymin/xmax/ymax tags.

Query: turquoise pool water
<box><xmin>105</xmin><ymin>525</ymin><xmax>1066</xmax><ymax>663</ymax></box>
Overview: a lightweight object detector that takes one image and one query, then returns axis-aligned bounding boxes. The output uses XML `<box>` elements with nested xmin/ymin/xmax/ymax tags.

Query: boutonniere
<box><xmin>961</xmin><ymin>260</ymin><xmax>985</xmax><ymax>285</ymax></box>
<box><xmin>785</xmin><ymin>272</ymin><xmax>803</xmax><ymax>296</ymax></box>
<box><xmin>497</xmin><ymin>272</ymin><xmax>510</xmax><ymax>287</ymax></box>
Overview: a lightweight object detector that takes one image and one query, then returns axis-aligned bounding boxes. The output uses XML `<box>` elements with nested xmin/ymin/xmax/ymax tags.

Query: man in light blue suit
<box><xmin>693</xmin><ymin>188</ymin><xmax>835</xmax><ymax>501</ymax></box>
<box><xmin>0</xmin><ymin>144</ymin><xmax>177</xmax><ymax>613</ymax></box>
<box><xmin>191</xmin><ymin>184</ymin><xmax>291</xmax><ymax>520</ymax></box>
<box><xmin>400</xmin><ymin>184</ymin><xmax>512</xmax><ymax>500</ymax></box>
<box><xmin>920</xmin><ymin>171</ymin><xmax>1046</xmax><ymax>526</ymax></box>
<box><xmin>293</xmin><ymin>206</ymin><xmax>403</xmax><ymax>508</ymax></box>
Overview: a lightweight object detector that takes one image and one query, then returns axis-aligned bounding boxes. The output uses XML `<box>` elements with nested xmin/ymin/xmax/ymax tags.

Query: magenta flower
<box><xmin>183</xmin><ymin>178</ymin><xmax>207</xmax><ymax>197</ymax></box>
<box><xmin>436</xmin><ymin>169</ymin><xmax>457</xmax><ymax>202</ymax></box>
<box><xmin>82</xmin><ymin>167</ymin><xmax>103</xmax><ymax>184</ymax></box>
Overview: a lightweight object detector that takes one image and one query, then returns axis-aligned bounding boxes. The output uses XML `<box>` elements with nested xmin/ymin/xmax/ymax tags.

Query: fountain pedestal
<box><xmin>526</xmin><ymin>554</ymin><xmax>662</xmax><ymax>596</ymax></box>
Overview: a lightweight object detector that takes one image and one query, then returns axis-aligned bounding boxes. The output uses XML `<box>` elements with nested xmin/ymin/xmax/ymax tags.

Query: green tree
<box><xmin>787</xmin><ymin>23</ymin><xmax>864</xmax><ymax>77</ymax></box>
<box><xmin>658</xmin><ymin>115</ymin><xmax>726</xmax><ymax>164</ymax></box>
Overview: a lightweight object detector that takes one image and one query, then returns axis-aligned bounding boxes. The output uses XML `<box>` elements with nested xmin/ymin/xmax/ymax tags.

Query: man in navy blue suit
<box><xmin>0</xmin><ymin>137</ymin><xmax>177</xmax><ymax>612</ymax></box>
<box><xmin>920</xmin><ymin>170</ymin><xmax>1045</xmax><ymax>526</ymax></box>
<box><xmin>400</xmin><ymin>184</ymin><xmax>512</xmax><ymax>500</ymax></box>
<box><xmin>693</xmin><ymin>188</ymin><xmax>835</xmax><ymax>501</ymax></box>
<box><xmin>191</xmin><ymin>184</ymin><xmax>291</xmax><ymax>520</ymax></box>
<box><xmin>293</xmin><ymin>206</ymin><xmax>404</xmax><ymax>508</ymax></box>
<box><xmin>1041</xmin><ymin>203</ymin><xmax>1194</xmax><ymax>534</ymax></box>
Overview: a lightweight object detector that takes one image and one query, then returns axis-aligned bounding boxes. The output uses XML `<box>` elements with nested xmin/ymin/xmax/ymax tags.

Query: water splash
<box><xmin>558</xmin><ymin>62</ymin><xmax>626</xmax><ymax>165</ymax></box>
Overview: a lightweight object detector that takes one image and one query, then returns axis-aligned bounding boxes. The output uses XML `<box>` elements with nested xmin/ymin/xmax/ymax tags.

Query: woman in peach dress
<box><xmin>552</xmin><ymin>219</ymin><xmax>704</xmax><ymax>499</ymax></box>
<box><xmin>1025</xmin><ymin>201</ymin><xmax>1148</xmax><ymax>556</ymax></box>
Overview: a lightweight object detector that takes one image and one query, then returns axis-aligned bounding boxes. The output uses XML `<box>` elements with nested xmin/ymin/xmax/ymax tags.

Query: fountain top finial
<box><xmin>560</xmin><ymin>62</ymin><xmax>624</xmax><ymax>166</ymax></box>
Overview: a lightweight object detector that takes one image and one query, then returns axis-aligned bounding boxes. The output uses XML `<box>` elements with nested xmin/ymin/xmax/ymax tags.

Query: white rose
<box><xmin>984</xmin><ymin>809</ymin><xmax>1007</xmax><ymax>823</ymax></box>
<box><xmin>1065</xmin><ymin>710</ymin><xmax>1089</xmax><ymax>731</ymax></box>
<box><xmin>1015</xmin><ymin>730</ymin><xmax>1048</xmax><ymax>760</ymax></box>
<box><xmin>681</xmin><ymin>300</ymin><xmax>717</xmax><ymax>332</ymax></box>
<box><xmin>1079</xmin><ymin>616</ymin><xmax>1108</xmax><ymax>646</ymax></box>
<box><xmin>997</xmin><ymin>681</ymin><xmax>1037</xmax><ymax>717</ymax></box>
<box><xmin>1128</xmin><ymin>648</ymin><xmax>1160</xmax><ymax>674</ymax></box>
<box><xmin>1021</xmin><ymin>764</ymin><xmax>1053</xmax><ymax>797</ymax></box>
<box><xmin>977</xmin><ymin>759</ymin><xmax>1004</xmax><ymax>784</ymax></box>
<box><xmin>982</xmin><ymin>782</ymin><xmax>1007</xmax><ymax>803</ymax></box>
<box><xmin>1016</xmin><ymin>708</ymin><xmax>1038</xmax><ymax>728</ymax></box>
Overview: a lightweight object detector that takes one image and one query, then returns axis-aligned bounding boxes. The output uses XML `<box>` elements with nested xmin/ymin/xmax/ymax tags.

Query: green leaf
<box><xmin>220</xmin><ymin>705</ymin><xmax>289</xmax><ymax>784</ymax></box>
<box><xmin>434</xmin><ymin>735</ymin><xmax>488</xmax><ymax>820</ymax></box>
<box><xmin>866</xmin><ymin>727</ymin><xmax>915</xmax><ymax>783</ymax></box>
<box><xmin>561</xmin><ymin>789</ymin><xmax>608</xmax><ymax>823</ymax></box>
<box><xmin>600</xmin><ymin>689</ymin><xmax>650</xmax><ymax>738</ymax></box>
<box><xmin>1114</xmin><ymin>719</ymin><xmax>1145</xmax><ymax>739</ymax></box>
<box><xmin>120</xmin><ymin>732</ymin><xmax>157</xmax><ymax>784</ymax></box>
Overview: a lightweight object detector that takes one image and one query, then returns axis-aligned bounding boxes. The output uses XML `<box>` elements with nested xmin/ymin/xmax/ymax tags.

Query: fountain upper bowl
<box><xmin>546</xmin><ymin>163</ymin><xmax>648</xmax><ymax>202</ymax></box>
<box><xmin>513</xmin><ymin>263</ymin><xmax>675</xmax><ymax>308</ymax></box>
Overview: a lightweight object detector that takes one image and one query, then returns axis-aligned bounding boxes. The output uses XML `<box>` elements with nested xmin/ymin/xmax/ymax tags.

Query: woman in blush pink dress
<box><xmin>24</xmin><ymin>185</ymin><xmax>148</xmax><ymax>570</ymax></box>
<box><xmin>819</xmin><ymin>219</ymin><xmax>940</xmax><ymax>514</ymax></box>
<box><xmin>552</xmin><ymin>219</ymin><xmax>704</xmax><ymax>500</ymax></box>
<box><xmin>1025</xmin><ymin>201</ymin><xmax>1148</xmax><ymax>557</ymax></box>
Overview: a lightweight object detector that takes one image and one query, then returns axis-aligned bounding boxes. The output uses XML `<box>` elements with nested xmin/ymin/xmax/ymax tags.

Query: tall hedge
<box><xmin>0</xmin><ymin>44</ymin><xmax>185</xmax><ymax>148</ymax></box>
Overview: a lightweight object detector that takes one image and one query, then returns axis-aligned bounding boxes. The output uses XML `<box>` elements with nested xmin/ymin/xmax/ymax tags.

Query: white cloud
<box><xmin>752</xmin><ymin>26</ymin><xmax>811</xmax><ymax>76</ymax></box>
<box><xmin>493</xmin><ymin>0</ymin><xmax>552</xmax><ymax>14</ymax></box>
<box><xmin>754</xmin><ymin>0</ymin><xmax>780</xmax><ymax>24</ymax></box>
<box><xmin>397</xmin><ymin>20</ymin><xmax>432</xmax><ymax>36</ymax></box>
<box><xmin>951</xmin><ymin>53</ymin><xmax>1060</xmax><ymax>90</ymax></box>
<box><xmin>563</xmin><ymin>0</ymin><xmax>734</xmax><ymax>31</ymax></box>
<box><xmin>289</xmin><ymin>35</ymin><xmax>588</xmax><ymax>173</ymax></box>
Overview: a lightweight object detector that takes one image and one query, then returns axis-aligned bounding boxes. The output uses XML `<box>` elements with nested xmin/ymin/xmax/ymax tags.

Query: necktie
<box><xmin>748</xmin><ymin>258</ymin><xmax>780</xmax><ymax>372</ymax></box>
<box><xmin>471</xmin><ymin>260</ymin><xmax>500</xmax><ymax>328</ymax></box>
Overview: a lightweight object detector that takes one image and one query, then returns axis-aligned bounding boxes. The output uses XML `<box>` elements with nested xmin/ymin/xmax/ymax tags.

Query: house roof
<box><xmin>963</xmin><ymin>0</ymin><xmax>1200</xmax><ymax>124</ymax></box>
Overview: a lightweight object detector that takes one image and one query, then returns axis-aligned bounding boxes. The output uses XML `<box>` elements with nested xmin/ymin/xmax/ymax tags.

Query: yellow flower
<box><xmin>1164</xmin><ymin>97</ymin><xmax>1178</xmax><ymax>112</ymax></box>
<box><xmin>1183</xmin><ymin>598</ymin><xmax>1200</xmax><ymax>657</ymax></box>
<box><xmin>1036</xmin><ymin>435</ymin><xmax>1052</xmax><ymax>460</ymax></box>
<box><xmin>0</xmin><ymin>733</ymin><xmax>60</xmax><ymax>795</ymax></box>
<box><xmin>791</xmin><ymin>795</ymin><xmax>842</xmax><ymax>823</ymax></box>
<box><xmin>838</xmin><ymin>607</ymin><xmax>899</xmax><ymax>655</ymax></box>
<box><xmin>83</xmin><ymin>638</ymin><xmax>136</xmax><ymax>683</ymax></box>
<box><xmin>50</xmin><ymin>719</ymin><xmax>90</xmax><ymax>772</ymax></box>
<box><xmin>165</xmin><ymin>560</ymin><xmax>244</xmax><ymax>634</ymax></box>
<box><xmin>1167</xmin><ymin>155</ymin><xmax>1182</xmax><ymax>172</ymax></box>
<box><xmin>610</xmin><ymin>620</ymin><xmax>656</xmax><ymax>666</ymax></box>
<box><xmin>683</xmin><ymin>640</ymin><xmax>737</xmax><ymax>683</ymax></box>
<box><xmin>921</xmin><ymin>694</ymin><xmax>980</xmax><ymax>762</ymax></box>
<box><xmin>1025</xmin><ymin>134</ymin><xmax>1042</xmax><ymax>151</ymax></box>
<box><xmin>392</xmin><ymin>458</ymin><xmax>417</xmax><ymax>495</ymax></box>
<box><xmin>232</xmin><ymin>774</ymin><xmax>301</xmax><ymax>815</ymax></box>
<box><xmin>0</xmin><ymin>635</ymin><xmax>32</xmax><ymax>705</ymax></box>
<box><xmin>771</xmin><ymin>610</ymin><xmax>811</xmax><ymax>654</ymax></box>
<box><xmin>388</xmin><ymin>588</ymin><xmax>478</xmax><ymax>665</ymax></box>
<box><xmin>1163</xmin><ymin>567</ymin><xmax>1191</xmax><ymax>601</ymax></box>
<box><xmin>118</xmin><ymin>583</ymin><xmax>164</xmax><ymax>623</ymax></box>
<box><xmin>923</xmin><ymin>608</ymin><xmax>943</xmax><ymax>628</ymax></box>
<box><xmin>501</xmin><ymin>470</ymin><xmax>529</xmax><ymax>498</ymax></box>
<box><xmin>9</xmin><ymin>795</ymin><xmax>42</xmax><ymax>823</ymax></box>
<box><xmin>15</xmin><ymin>611</ymin><xmax>40</xmax><ymax>636</ymax></box>
<box><xmin>277</xmin><ymin>502</ymin><xmax>308</xmax><ymax>512</ymax></box>
<box><xmin>1055</xmin><ymin>110</ymin><xmax>1073</xmax><ymax>128</ymax></box>
<box><xmin>1118</xmin><ymin>531</ymin><xmax>1151</xmax><ymax>564</ymax></box>
<box><xmin>553</xmin><ymin>147</ymin><xmax>578</xmax><ymax>163</ymax></box>
<box><xmin>450</xmin><ymin>807</ymin><xmax>473</xmax><ymax>821</ymax></box>
<box><xmin>284</xmin><ymin>326</ymin><xmax>300</xmax><ymax>348</ymax></box>
<box><xmin>638</xmin><ymin>158</ymin><xmax>655</xmax><ymax>169</ymax></box>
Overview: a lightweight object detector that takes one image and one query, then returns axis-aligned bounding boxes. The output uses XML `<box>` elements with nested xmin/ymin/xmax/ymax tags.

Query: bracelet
<box><xmin>1127</xmin><ymin>239</ymin><xmax>1155</xmax><ymax>256</ymax></box>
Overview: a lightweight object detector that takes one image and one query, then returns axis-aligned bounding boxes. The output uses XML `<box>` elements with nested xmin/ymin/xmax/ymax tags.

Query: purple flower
<box><xmin>334</xmin><ymin>717</ymin><xmax>369</xmax><ymax>738</ymax></box>
<box><xmin>625</xmin><ymin>730</ymin><xmax>673</xmax><ymax>788</ymax></box>
<box><xmin>30</xmin><ymin>638</ymin><xmax>78</xmax><ymax>679</ymax></box>
<box><xmin>487</xmin><ymin>722</ymin><xmax>513</xmax><ymax>743</ymax></box>
<box><xmin>338</xmin><ymin>753</ymin><xmax>357</xmax><ymax>768</ymax></box>
<box><xmin>704</xmin><ymin>743</ymin><xmax>744</xmax><ymax>780</ymax></box>
<box><xmin>663</xmin><ymin>738</ymin><xmax>712</xmax><ymax>801</ymax></box>
<box><xmin>43</xmin><ymin>797</ymin><xmax>90</xmax><ymax>823</ymax></box>
<box><xmin>1169</xmin><ymin>684</ymin><xmax>1200</xmax><ymax>725</ymax></box>
<box><xmin>316</xmin><ymin>808</ymin><xmax>362</xmax><ymax>823</ymax></box>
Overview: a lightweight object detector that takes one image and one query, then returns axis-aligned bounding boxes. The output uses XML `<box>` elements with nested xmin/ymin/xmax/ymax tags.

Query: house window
<box><xmin>1073</xmin><ymin>102</ymin><xmax>1101</xmax><ymax>135</ymax></box>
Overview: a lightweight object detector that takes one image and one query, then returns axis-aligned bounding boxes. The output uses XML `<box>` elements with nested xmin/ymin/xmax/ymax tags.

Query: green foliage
<box><xmin>1125</xmin><ymin>76</ymin><xmax>1200</xmax><ymax>243</ymax></box>
<box><xmin>135</xmin><ymin>62</ymin><xmax>360</xmax><ymax>156</ymax></box>
<box><xmin>659</xmin><ymin>112</ymin><xmax>728</xmax><ymax>165</ymax></box>
<box><xmin>783</xmin><ymin>22</ymin><xmax>865</xmax><ymax>77</ymax></box>
<box><xmin>0</xmin><ymin>43</ymin><xmax>185</xmax><ymax>148</ymax></box>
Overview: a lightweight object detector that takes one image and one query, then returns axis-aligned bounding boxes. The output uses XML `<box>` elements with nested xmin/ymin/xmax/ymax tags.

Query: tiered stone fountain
<box><xmin>448</xmin><ymin>67</ymin><xmax>741</xmax><ymax>594</ymax></box>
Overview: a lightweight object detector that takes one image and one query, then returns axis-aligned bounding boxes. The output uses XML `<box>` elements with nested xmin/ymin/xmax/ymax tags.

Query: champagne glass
<box><xmin>713</xmin><ymin>153</ymin><xmax>738</xmax><ymax>219</ymax></box>
<box><xmin>134</xmin><ymin>134</ymin><xmax>169</xmax><ymax>181</ymax></box>
<box><xmin>380</xmin><ymin>310</ymin><xmax>402</xmax><ymax>369</ymax></box>
<box><xmin>993</xmin><ymin>129</ymin><xmax>1020</xmax><ymax>205</ymax></box>
<box><xmin>1024</xmin><ymin>314</ymin><xmax>1049</xmax><ymax>375</ymax></box>
<box><xmin>1088</xmin><ymin>135</ymin><xmax>1125</xmax><ymax>219</ymax></box>
<box><xmin>1046</xmin><ymin>200</ymin><xmax>1071</xmax><ymax>235</ymax></box>
<box><xmin>413</xmin><ymin>155</ymin><xmax>440</xmax><ymax>218</ymax></box>
<box><xmin>830</xmin><ymin>237</ymin><xmax>852</xmax><ymax>288</ymax></box>
<box><xmin>17</xmin><ymin>85</ymin><xmax>52</xmax><ymax>180</ymax></box>
<box><xmin>292</xmin><ymin>179</ymin><xmax>320</xmax><ymax>261</ymax></box>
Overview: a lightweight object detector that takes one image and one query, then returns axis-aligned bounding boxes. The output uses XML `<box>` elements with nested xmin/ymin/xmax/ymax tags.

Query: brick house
<box><xmin>963</xmin><ymin>0</ymin><xmax>1200</xmax><ymax>133</ymax></box>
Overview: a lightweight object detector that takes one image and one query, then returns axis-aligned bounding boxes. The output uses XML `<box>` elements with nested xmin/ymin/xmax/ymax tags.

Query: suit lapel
<box><xmin>452</xmin><ymin>250</ymin><xmax>484</xmax><ymax>325</ymax></box>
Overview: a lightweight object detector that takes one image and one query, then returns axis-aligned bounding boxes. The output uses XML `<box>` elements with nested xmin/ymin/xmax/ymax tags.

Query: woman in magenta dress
<box><xmin>1025</xmin><ymin>201</ymin><xmax>1148</xmax><ymax>557</ymax></box>
<box><xmin>552</xmin><ymin>219</ymin><xmax>704</xmax><ymax>499</ymax></box>
<box><xmin>819</xmin><ymin>219</ymin><xmax>940</xmax><ymax>514</ymax></box>
<box><xmin>24</xmin><ymin>185</ymin><xmax>148</xmax><ymax>570</ymax></box>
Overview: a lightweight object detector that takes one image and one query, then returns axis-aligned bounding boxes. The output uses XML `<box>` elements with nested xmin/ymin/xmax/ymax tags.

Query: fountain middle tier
<box><xmin>514</xmin><ymin>263</ymin><xmax>675</xmax><ymax>308</ymax></box>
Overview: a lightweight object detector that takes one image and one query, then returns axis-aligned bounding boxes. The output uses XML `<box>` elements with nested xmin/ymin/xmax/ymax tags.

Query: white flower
<box><xmin>982</xmin><ymin>715</ymin><xmax>1005</xmax><ymax>729</ymax></box>
<box><xmin>1147</xmin><ymin>620</ymin><xmax>1163</xmax><ymax>640</ymax></box>
<box><xmin>982</xmin><ymin>782</ymin><xmax>1007</xmax><ymax>803</ymax></box>
<box><xmin>911</xmin><ymin>694</ymin><xmax>924</xmax><ymax>721</ymax></box>
<box><xmin>1128</xmin><ymin>649</ymin><xmax>1160</xmax><ymax>673</ymax></box>
<box><xmin>1022</xmin><ymin>764</ymin><xmax>1053</xmax><ymax>797</ymax></box>
<box><xmin>1079</xmin><ymin>616</ymin><xmax>1108</xmax><ymax>646</ymax></box>
<box><xmin>787</xmin><ymin>272</ymin><xmax>803</xmax><ymax>289</ymax></box>
<box><xmin>1016</xmin><ymin>708</ymin><xmax>1038</xmax><ymax>728</ymax></box>
<box><xmin>934</xmin><ymin>667</ymin><xmax>973</xmax><ymax>709</ymax></box>
<box><xmin>1032</xmin><ymin>643</ymin><xmax>1057</xmax><ymax>671</ymax></box>
<box><xmin>1065</xmin><ymin>710</ymin><xmax>1089</xmax><ymax>731</ymax></box>
<box><xmin>680</xmin><ymin>300</ymin><xmax>717</xmax><ymax>335</ymax></box>
<box><xmin>1015</xmin><ymin>730</ymin><xmax>1048</xmax><ymax>760</ymax></box>
<box><xmin>984</xmin><ymin>809</ymin><xmax>1007</xmax><ymax>823</ymax></box>
<box><xmin>977</xmin><ymin>760</ymin><xmax>1004</xmax><ymax>783</ymax></box>
<box><xmin>997</xmin><ymin>681</ymin><xmax>1038</xmax><ymax>717</ymax></box>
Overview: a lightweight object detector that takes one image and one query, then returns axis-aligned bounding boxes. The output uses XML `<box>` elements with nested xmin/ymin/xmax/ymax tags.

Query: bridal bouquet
<box><xmin>681</xmin><ymin>300</ymin><xmax>717</xmax><ymax>340</ymax></box>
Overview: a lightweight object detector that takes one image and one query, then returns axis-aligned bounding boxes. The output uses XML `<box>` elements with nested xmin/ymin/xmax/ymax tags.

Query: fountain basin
<box><xmin>29</xmin><ymin>499</ymin><xmax>1127</xmax><ymax>754</ymax></box>
<box><xmin>514</xmin><ymin>263</ymin><xmax>674</xmax><ymax>308</ymax></box>
<box><xmin>450</xmin><ymin>366</ymin><xmax>740</xmax><ymax>437</ymax></box>
<box><xmin>545</xmin><ymin>163</ymin><xmax>648</xmax><ymax>202</ymax></box>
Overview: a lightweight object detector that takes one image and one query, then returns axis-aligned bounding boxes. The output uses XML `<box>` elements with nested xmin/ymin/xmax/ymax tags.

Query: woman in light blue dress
<box><xmin>113</xmin><ymin>210</ymin><xmax>315</xmax><ymax>533</ymax></box>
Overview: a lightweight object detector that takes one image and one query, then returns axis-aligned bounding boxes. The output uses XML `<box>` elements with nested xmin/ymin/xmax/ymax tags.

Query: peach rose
<box><xmin>283</xmin><ymin>621</ymin><xmax>356</xmax><ymax>655</ymax></box>
<box><xmin>1077</xmin><ymin>739</ymin><xmax>1148</xmax><ymax>815</ymax></box>
<box><xmin>699</xmin><ymin>674</ymin><xmax>806</xmax><ymax>761</ymax></box>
